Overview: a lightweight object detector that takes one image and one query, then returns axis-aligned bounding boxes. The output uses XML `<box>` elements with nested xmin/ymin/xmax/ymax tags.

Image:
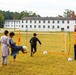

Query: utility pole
<box><xmin>13</xmin><ymin>13</ymin><xmax>15</xmax><ymax>31</ymax></box>
<box><xmin>14</xmin><ymin>20</ymin><xmax>15</xmax><ymax>31</ymax></box>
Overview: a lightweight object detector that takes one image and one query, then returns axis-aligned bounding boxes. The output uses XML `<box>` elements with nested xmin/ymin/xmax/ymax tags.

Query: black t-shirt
<box><xmin>30</xmin><ymin>37</ymin><xmax>41</xmax><ymax>46</ymax></box>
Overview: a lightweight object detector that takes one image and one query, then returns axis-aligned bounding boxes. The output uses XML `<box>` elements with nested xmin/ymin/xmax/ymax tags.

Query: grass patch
<box><xmin>0</xmin><ymin>32</ymin><xmax>75</xmax><ymax>75</ymax></box>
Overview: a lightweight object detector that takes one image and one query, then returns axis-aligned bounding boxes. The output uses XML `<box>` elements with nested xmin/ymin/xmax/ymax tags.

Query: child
<box><xmin>9</xmin><ymin>32</ymin><xmax>27</xmax><ymax>62</ymax></box>
<box><xmin>30</xmin><ymin>33</ymin><xmax>42</xmax><ymax>56</ymax></box>
<box><xmin>0</xmin><ymin>30</ymin><xmax>10</xmax><ymax>65</ymax></box>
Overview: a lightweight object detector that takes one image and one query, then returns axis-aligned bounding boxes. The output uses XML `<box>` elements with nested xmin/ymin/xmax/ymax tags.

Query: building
<box><xmin>4</xmin><ymin>17</ymin><xmax>76</xmax><ymax>32</ymax></box>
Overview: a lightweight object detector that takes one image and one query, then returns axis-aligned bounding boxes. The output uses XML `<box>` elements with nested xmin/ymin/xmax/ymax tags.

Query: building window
<box><xmin>75</xmin><ymin>21</ymin><xmax>76</xmax><ymax>24</ymax></box>
<box><xmin>34</xmin><ymin>25</ymin><xmax>36</xmax><ymax>28</ymax></box>
<box><xmin>48</xmin><ymin>25</ymin><xmax>50</xmax><ymax>28</ymax></box>
<box><xmin>52</xmin><ymin>21</ymin><xmax>55</xmax><ymax>23</ymax></box>
<box><xmin>43</xmin><ymin>20</ymin><xmax>45</xmax><ymax>23</ymax></box>
<box><xmin>30</xmin><ymin>25</ymin><xmax>32</xmax><ymax>28</ymax></box>
<box><xmin>19</xmin><ymin>21</ymin><xmax>20</xmax><ymax>24</ymax></box>
<box><xmin>26</xmin><ymin>25</ymin><xmax>28</xmax><ymax>28</ymax></box>
<box><xmin>67</xmin><ymin>26</ymin><xmax>69</xmax><ymax>29</ymax></box>
<box><xmin>57</xmin><ymin>26</ymin><xmax>59</xmax><ymax>28</ymax></box>
<box><xmin>52</xmin><ymin>25</ymin><xmax>54</xmax><ymax>29</ymax></box>
<box><xmin>22</xmin><ymin>20</ymin><xmax>24</xmax><ymax>23</ymax></box>
<box><xmin>26</xmin><ymin>20</ymin><xmax>28</xmax><ymax>23</ymax></box>
<box><xmin>22</xmin><ymin>25</ymin><xmax>24</xmax><ymax>28</ymax></box>
<box><xmin>43</xmin><ymin>25</ymin><xmax>45</xmax><ymax>28</ymax></box>
<box><xmin>67</xmin><ymin>21</ymin><xmax>69</xmax><ymax>24</ymax></box>
<box><xmin>34</xmin><ymin>20</ymin><xmax>36</xmax><ymax>23</ymax></box>
<box><xmin>57</xmin><ymin>21</ymin><xmax>59</xmax><ymax>24</ymax></box>
<box><xmin>39</xmin><ymin>25</ymin><xmax>41</xmax><ymax>28</ymax></box>
<box><xmin>62</xmin><ymin>20</ymin><xmax>64</xmax><ymax>23</ymax></box>
<box><xmin>61</xmin><ymin>28</ymin><xmax>64</xmax><ymax>31</ymax></box>
<box><xmin>39</xmin><ymin>20</ymin><xmax>41</xmax><ymax>23</ymax></box>
<box><xmin>11</xmin><ymin>22</ymin><xmax>13</xmax><ymax>24</ymax></box>
<box><xmin>30</xmin><ymin>20</ymin><xmax>32</xmax><ymax>23</ymax></box>
<box><xmin>48</xmin><ymin>20</ymin><xmax>50</xmax><ymax>23</ymax></box>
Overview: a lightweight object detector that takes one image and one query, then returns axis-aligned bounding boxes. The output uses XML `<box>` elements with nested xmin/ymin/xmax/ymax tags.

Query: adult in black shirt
<box><xmin>30</xmin><ymin>33</ymin><xmax>42</xmax><ymax>56</ymax></box>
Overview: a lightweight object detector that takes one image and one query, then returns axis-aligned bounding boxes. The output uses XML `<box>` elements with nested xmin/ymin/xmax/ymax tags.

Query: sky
<box><xmin>0</xmin><ymin>0</ymin><xmax>76</xmax><ymax>17</ymax></box>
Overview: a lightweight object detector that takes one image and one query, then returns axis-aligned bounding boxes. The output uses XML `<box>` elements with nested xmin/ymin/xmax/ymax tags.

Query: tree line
<box><xmin>0</xmin><ymin>10</ymin><xmax>41</xmax><ymax>27</ymax></box>
<box><xmin>0</xmin><ymin>9</ymin><xmax>75</xmax><ymax>27</ymax></box>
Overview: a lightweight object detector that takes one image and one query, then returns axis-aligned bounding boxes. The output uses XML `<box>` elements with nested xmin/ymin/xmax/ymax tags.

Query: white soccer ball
<box><xmin>43</xmin><ymin>51</ymin><xmax>47</xmax><ymax>54</ymax></box>
<box><xmin>68</xmin><ymin>58</ymin><xmax>72</xmax><ymax>61</ymax></box>
<box><xmin>23</xmin><ymin>46</ymin><xmax>27</xmax><ymax>50</ymax></box>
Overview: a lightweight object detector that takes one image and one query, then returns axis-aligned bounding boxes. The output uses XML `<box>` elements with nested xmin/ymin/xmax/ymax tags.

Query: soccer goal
<box><xmin>19</xmin><ymin>31</ymin><xmax>72</xmax><ymax>55</ymax></box>
<box><xmin>39</xmin><ymin>32</ymin><xmax>68</xmax><ymax>55</ymax></box>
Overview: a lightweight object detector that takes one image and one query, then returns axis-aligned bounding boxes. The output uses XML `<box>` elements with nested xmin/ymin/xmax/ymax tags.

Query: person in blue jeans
<box><xmin>9</xmin><ymin>32</ymin><xmax>27</xmax><ymax>62</ymax></box>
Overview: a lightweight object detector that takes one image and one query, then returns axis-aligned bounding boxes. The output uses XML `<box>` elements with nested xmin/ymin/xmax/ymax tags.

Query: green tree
<box><xmin>20</xmin><ymin>10</ymin><xmax>41</xmax><ymax>19</ymax></box>
<box><xmin>63</xmin><ymin>9</ymin><xmax>72</xmax><ymax>17</ymax></box>
<box><xmin>57</xmin><ymin>15</ymin><xmax>63</xmax><ymax>17</ymax></box>
<box><xmin>0</xmin><ymin>13</ymin><xmax>4</xmax><ymax>27</ymax></box>
<box><xmin>13</xmin><ymin>12</ymin><xmax>20</xmax><ymax>19</ymax></box>
<box><xmin>0</xmin><ymin>10</ymin><xmax>41</xmax><ymax>21</ymax></box>
<box><xmin>20</xmin><ymin>11</ymin><xmax>29</xmax><ymax>19</ymax></box>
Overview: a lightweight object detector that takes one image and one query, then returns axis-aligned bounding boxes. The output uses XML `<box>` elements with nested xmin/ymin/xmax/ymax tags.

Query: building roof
<box><xmin>5</xmin><ymin>20</ymin><xmax>20</xmax><ymax>22</ymax></box>
<box><xmin>5</xmin><ymin>17</ymin><xmax>76</xmax><ymax>22</ymax></box>
<box><xmin>22</xmin><ymin>17</ymin><xmax>76</xmax><ymax>20</ymax></box>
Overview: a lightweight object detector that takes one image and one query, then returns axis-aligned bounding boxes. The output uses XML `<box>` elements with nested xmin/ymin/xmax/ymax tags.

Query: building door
<box><xmin>61</xmin><ymin>28</ymin><xmax>64</xmax><ymax>31</ymax></box>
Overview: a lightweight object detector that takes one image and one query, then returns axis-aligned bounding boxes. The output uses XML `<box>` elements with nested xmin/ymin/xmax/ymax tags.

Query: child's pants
<box><xmin>13</xmin><ymin>55</ymin><xmax>16</xmax><ymax>59</ymax></box>
<box><xmin>2</xmin><ymin>56</ymin><xmax>8</xmax><ymax>65</ymax></box>
<box><xmin>31</xmin><ymin>46</ymin><xmax>36</xmax><ymax>56</ymax></box>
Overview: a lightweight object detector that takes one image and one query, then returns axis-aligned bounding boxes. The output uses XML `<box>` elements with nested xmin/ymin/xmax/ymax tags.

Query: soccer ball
<box><xmin>22</xmin><ymin>46</ymin><xmax>27</xmax><ymax>50</ymax></box>
<box><xmin>43</xmin><ymin>51</ymin><xmax>47</xmax><ymax>54</ymax></box>
<box><xmin>68</xmin><ymin>58</ymin><xmax>72</xmax><ymax>61</ymax></box>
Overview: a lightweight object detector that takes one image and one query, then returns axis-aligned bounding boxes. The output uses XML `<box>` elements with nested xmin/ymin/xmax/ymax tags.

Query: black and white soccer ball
<box><xmin>22</xmin><ymin>46</ymin><xmax>27</xmax><ymax>50</ymax></box>
<box><xmin>43</xmin><ymin>51</ymin><xmax>47</xmax><ymax>54</ymax></box>
<box><xmin>68</xmin><ymin>58</ymin><xmax>72</xmax><ymax>61</ymax></box>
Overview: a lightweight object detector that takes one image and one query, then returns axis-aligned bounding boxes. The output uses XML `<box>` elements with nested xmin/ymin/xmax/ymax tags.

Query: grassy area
<box><xmin>0</xmin><ymin>32</ymin><xmax>76</xmax><ymax>75</ymax></box>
